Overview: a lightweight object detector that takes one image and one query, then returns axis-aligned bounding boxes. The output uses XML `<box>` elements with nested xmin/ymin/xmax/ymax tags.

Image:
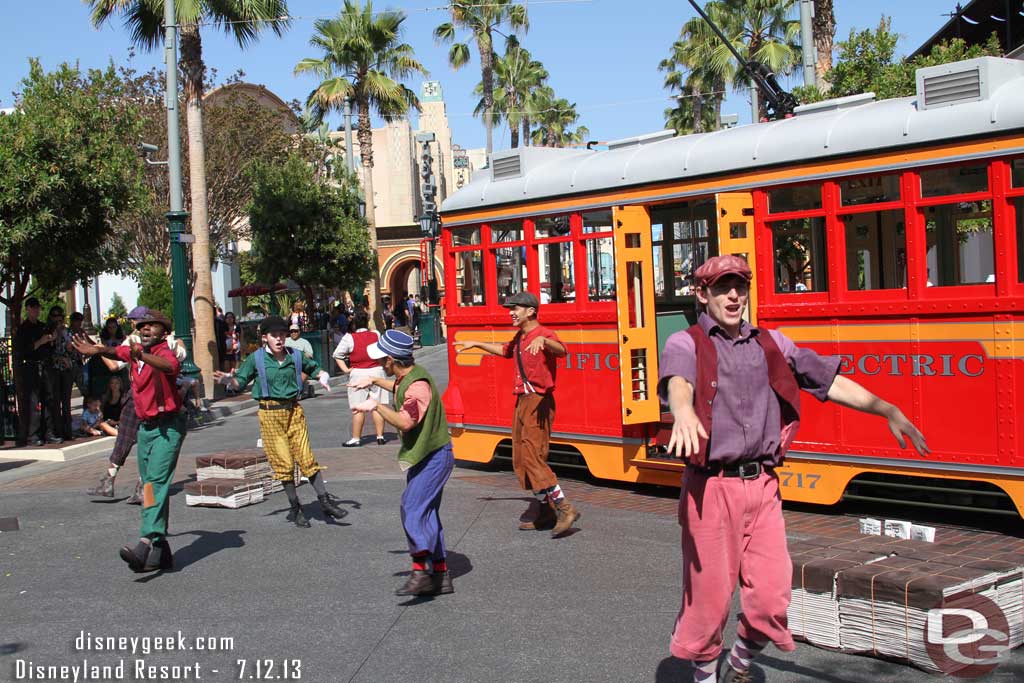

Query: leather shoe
<box><xmin>125</xmin><ymin>479</ymin><xmax>144</xmax><ymax>505</ymax></box>
<box><xmin>718</xmin><ymin>665</ymin><xmax>754</xmax><ymax>683</ymax></box>
<box><xmin>432</xmin><ymin>570</ymin><xmax>454</xmax><ymax>595</ymax></box>
<box><xmin>396</xmin><ymin>569</ymin><xmax>435</xmax><ymax>596</ymax></box>
<box><xmin>318</xmin><ymin>494</ymin><xmax>348</xmax><ymax>520</ymax></box>
<box><xmin>29</xmin><ymin>438</ymin><xmax>44</xmax><ymax>447</ymax></box>
<box><xmin>551</xmin><ymin>500</ymin><xmax>580</xmax><ymax>538</ymax></box>
<box><xmin>286</xmin><ymin>503</ymin><xmax>311</xmax><ymax>528</ymax></box>
<box><xmin>519</xmin><ymin>500</ymin><xmax>556</xmax><ymax>530</ymax></box>
<box><xmin>87</xmin><ymin>473</ymin><xmax>115</xmax><ymax>498</ymax></box>
<box><xmin>45</xmin><ymin>435</ymin><xmax>64</xmax><ymax>445</ymax></box>
<box><xmin>376</xmin><ymin>436</ymin><xmax>386</xmax><ymax>445</ymax></box>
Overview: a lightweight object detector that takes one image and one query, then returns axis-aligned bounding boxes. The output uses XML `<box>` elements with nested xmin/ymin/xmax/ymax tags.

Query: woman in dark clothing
<box><xmin>100</xmin><ymin>317</ymin><xmax>125</xmax><ymax>347</ymax></box>
<box><xmin>102</xmin><ymin>376</ymin><xmax>125</xmax><ymax>423</ymax></box>
<box><xmin>46</xmin><ymin>306</ymin><xmax>76</xmax><ymax>440</ymax></box>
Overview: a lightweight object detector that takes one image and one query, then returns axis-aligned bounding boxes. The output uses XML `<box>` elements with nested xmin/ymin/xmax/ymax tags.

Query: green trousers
<box><xmin>136</xmin><ymin>412</ymin><xmax>187</xmax><ymax>541</ymax></box>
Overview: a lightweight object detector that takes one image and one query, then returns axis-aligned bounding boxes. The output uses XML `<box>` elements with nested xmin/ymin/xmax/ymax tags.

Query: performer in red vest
<box><xmin>658</xmin><ymin>255</ymin><xmax>929</xmax><ymax>683</ymax></box>
<box><xmin>332</xmin><ymin>310</ymin><xmax>388</xmax><ymax>446</ymax></box>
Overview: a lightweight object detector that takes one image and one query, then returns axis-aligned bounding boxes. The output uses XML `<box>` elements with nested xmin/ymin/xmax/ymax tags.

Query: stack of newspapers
<box><xmin>185</xmin><ymin>451</ymin><xmax>281</xmax><ymax>508</ymax></box>
<box><xmin>788</xmin><ymin>536</ymin><xmax>1024</xmax><ymax>674</ymax></box>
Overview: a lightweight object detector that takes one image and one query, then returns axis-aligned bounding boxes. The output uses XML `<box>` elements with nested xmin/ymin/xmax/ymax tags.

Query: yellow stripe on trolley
<box><xmin>452</xmin><ymin>329</ymin><xmax>618</xmax><ymax>366</ymax></box>
<box><xmin>778</xmin><ymin>321</ymin><xmax>1024</xmax><ymax>359</ymax></box>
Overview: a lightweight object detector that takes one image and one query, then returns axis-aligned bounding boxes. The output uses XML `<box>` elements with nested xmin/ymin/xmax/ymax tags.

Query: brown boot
<box><xmin>551</xmin><ymin>499</ymin><xmax>580</xmax><ymax>538</ymax></box>
<box><xmin>518</xmin><ymin>500</ymin><xmax>556</xmax><ymax>530</ymax></box>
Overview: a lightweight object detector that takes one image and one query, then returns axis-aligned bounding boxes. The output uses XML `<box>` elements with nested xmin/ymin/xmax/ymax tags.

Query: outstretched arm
<box><xmin>454</xmin><ymin>340</ymin><xmax>505</xmax><ymax>356</ymax></box>
<box><xmin>827</xmin><ymin>374</ymin><xmax>930</xmax><ymax>456</ymax></box>
<box><xmin>664</xmin><ymin>375</ymin><xmax>708</xmax><ymax>461</ymax></box>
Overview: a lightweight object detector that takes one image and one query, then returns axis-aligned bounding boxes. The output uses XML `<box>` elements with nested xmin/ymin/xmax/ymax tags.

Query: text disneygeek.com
<box><xmin>9</xmin><ymin>630</ymin><xmax>307</xmax><ymax>681</ymax></box>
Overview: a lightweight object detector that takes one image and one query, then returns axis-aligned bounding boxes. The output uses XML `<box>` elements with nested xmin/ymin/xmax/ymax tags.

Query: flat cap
<box><xmin>259</xmin><ymin>316</ymin><xmax>289</xmax><ymax>335</ymax></box>
<box><xmin>693</xmin><ymin>255</ymin><xmax>752</xmax><ymax>288</ymax></box>
<box><xmin>134</xmin><ymin>309</ymin><xmax>172</xmax><ymax>331</ymax></box>
<box><xmin>501</xmin><ymin>291</ymin><xmax>539</xmax><ymax>309</ymax></box>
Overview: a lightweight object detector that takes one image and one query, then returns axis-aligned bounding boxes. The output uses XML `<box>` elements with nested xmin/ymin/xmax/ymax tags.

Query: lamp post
<box><xmin>161</xmin><ymin>0</ymin><xmax>199</xmax><ymax>378</ymax></box>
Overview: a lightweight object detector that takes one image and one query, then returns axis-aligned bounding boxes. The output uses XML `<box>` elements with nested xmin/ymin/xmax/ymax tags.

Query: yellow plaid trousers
<box><xmin>257</xmin><ymin>403</ymin><xmax>322</xmax><ymax>481</ymax></box>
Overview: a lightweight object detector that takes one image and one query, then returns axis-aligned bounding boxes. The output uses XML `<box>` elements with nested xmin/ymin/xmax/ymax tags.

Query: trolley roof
<box><xmin>441</xmin><ymin>57</ymin><xmax>1024</xmax><ymax>216</ymax></box>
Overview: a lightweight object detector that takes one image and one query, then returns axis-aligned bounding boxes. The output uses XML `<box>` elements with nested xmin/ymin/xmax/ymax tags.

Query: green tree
<box><xmin>87</xmin><ymin>0</ymin><xmax>291</xmax><ymax>396</ymax></box>
<box><xmin>0</xmin><ymin>60</ymin><xmax>149</xmax><ymax>326</ymax></box>
<box><xmin>112</xmin><ymin>63</ymin><xmax>297</xmax><ymax>276</ymax></box>
<box><xmin>472</xmin><ymin>37</ymin><xmax>548</xmax><ymax>148</ymax></box>
<box><xmin>794</xmin><ymin>18</ymin><xmax>1003</xmax><ymax>103</ymax></box>
<box><xmin>247</xmin><ymin>155</ymin><xmax>374</xmax><ymax>307</ymax></box>
<box><xmin>434</xmin><ymin>0</ymin><xmax>529</xmax><ymax>159</ymax></box>
<box><xmin>531</xmin><ymin>97</ymin><xmax>588</xmax><ymax>148</ymax></box>
<box><xmin>294</xmin><ymin>0</ymin><xmax>428</xmax><ymax>328</ymax></box>
<box><xmin>137</xmin><ymin>257</ymin><xmax>175</xmax><ymax>322</ymax></box>
<box><xmin>108</xmin><ymin>292</ymin><xmax>128</xmax><ymax>319</ymax></box>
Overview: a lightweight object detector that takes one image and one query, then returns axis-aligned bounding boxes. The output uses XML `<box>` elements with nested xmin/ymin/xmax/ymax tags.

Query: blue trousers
<box><xmin>401</xmin><ymin>442</ymin><xmax>454</xmax><ymax>559</ymax></box>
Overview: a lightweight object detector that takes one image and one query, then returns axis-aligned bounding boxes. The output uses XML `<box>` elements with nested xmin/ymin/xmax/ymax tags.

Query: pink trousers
<box><xmin>669</xmin><ymin>467</ymin><xmax>796</xmax><ymax>661</ymax></box>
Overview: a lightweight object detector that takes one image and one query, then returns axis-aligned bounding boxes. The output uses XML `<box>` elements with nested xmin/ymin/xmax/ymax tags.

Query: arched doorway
<box><xmin>387</xmin><ymin>259</ymin><xmax>421</xmax><ymax>307</ymax></box>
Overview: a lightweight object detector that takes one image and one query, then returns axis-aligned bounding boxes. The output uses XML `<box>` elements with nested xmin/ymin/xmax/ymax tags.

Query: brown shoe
<box><xmin>519</xmin><ymin>500</ymin><xmax>556</xmax><ymax>530</ymax></box>
<box><xmin>125</xmin><ymin>479</ymin><xmax>143</xmax><ymax>505</ymax></box>
<box><xmin>432</xmin><ymin>570</ymin><xmax>454</xmax><ymax>595</ymax></box>
<box><xmin>396</xmin><ymin>569</ymin><xmax>435</xmax><ymax>596</ymax></box>
<box><xmin>718</xmin><ymin>665</ymin><xmax>754</xmax><ymax>683</ymax></box>
<box><xmin>87</xmin><ymin>473</ymin><xmax>115</xmax><ymax>498</ymax></box>
<box><xmin>551</xmin><ymin>499</ymin><xmax>580</xmax><ymax>538</ymax></box>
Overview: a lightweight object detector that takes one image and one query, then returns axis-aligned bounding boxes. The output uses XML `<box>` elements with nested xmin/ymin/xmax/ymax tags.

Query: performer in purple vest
<box><xmin>658</xmin><ymin>255</ymin><xmax>929</xmax><ymax>683</ymax></box>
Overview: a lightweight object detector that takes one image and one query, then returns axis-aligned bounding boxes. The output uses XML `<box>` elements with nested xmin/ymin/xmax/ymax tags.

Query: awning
<box><xmin>227</xmin><ymin>283</ymin><xmax>289</xmax><ymax>297</ymax></box>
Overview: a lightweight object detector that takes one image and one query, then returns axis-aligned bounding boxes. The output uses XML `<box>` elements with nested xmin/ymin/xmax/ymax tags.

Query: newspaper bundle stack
<box><xmin>186</xmin><ymin>451</ymin><xmax>282</xmax><ymax>508</ymax></box>
<box><xmin>184</xmin><ymin>479</ymin><xmax>264</xmax><ymax>508</ymax></box>
<box><xmin>835</xmin><ymin>554</ymin><xmax>1023</xmax><ymax>674</ymax></box>
<box><xmin>789</xmin><ymin>539</ymin><xmax>896</xmax><ymax>649</ymax></box>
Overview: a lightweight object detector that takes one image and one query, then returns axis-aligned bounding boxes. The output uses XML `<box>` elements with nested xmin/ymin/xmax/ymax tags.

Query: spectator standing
<box><xmin>100</xmin><ymin>317</ymin><xmax>125</xmax><ymax>347</ymax></box>
<box><xmin>285</xmin><ymin>324</ymin><xmax>314</xmax><ymax>358</ymax></box>
<box><xmin>45</xmin><ymin>306</ymin><xmax>76</xmax><ymax>440</ymax></box>
<box><xmin>333</xmin><ymin>311</ymin><xmax>387</xmax><ymax>447</ymax></box>
<box><xmin>290</xmin><ymin>301</ymin><xmax>307</xmax><ymax>330</ymax></box>
<box><xmin>221</xmin><ymin>312</ymin><xmax>241</xmax><ymax>372</ymax></box>
<box><xmin>14</xmin><ymin>297</ymin><xmax>60</xmax><ymax>446</ymax></box>
<box><xmin>68</xmin><ymin>312</ymin><xmax>89</xmax><ymax>399</ymax></box>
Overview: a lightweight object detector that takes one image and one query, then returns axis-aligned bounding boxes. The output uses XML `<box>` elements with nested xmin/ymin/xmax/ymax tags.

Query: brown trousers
<box><xmin>511</xmin><ymin>392</ymin><xmax>558</xmax><ymax>492</ymax></box>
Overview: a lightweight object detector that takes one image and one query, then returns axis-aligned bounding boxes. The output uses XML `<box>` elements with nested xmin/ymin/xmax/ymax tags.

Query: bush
<box><xmin>137</xmin><ymin>258</ymin><xmax>175</xmax><ymax>322</ymax></box>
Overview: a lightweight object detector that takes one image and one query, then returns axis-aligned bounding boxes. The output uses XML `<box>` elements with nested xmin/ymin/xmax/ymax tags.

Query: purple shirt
<box><xmin>657</xmin><ymin>313</ymin><xmax>841</xmax><ymax>464</ymax></box>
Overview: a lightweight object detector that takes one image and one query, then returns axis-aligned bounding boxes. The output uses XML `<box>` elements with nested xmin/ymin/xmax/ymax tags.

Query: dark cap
<box><xmin>134</xmin><ymin>309</ymin><xmax>172</xmax><ymax>332</ymax></box>
<box><xmin>693</xmin><ymin>255</ymin><xmax>753</xmax><ymax>288</ymax></box>
<box><xmin>501</xmin><ymin>291</ymin><xmax>539</xmax><ymax>309</ymax></box>
<box><xmin>259</xmin><ymin>315</ymin><xmax>289</xmax><ymax>335</ymax></box>
<box><xmin>126</xmin><ymin>305</ymin><xmax>150</xmax><ymax>320</ymax></box>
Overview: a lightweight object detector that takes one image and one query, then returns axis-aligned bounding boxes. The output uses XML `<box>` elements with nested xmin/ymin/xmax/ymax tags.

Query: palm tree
<box><xmin>434</xmin><ymin>0</ymin><xmax>528</xmax><ymax>160</ymax></box>
<box><xmin>472</xmin><ymin>38</ymin><xmax>548</xmax><ymax>148</ymax></box>
<box><xmin>812</xmin><ymin>0</ymin><xmax>835</xmax><ymax>90</ymax></box>
<box><xmin>724</xmin><ymin>0</ymin><xmax>800</xmax><ymax>120</ymax></box>
<box><xmin>295</xmin><ymin>0</ymin><xmax>427</xmax><ymax>329</ymax></box>
<box><xmin>531</xmin><ymin>97</ymin><xmax>586</xmax><ymax>148</ymax></box>
<box><xmin>87</xmin><ymin>0</ymin><xmax>290</xmax><ymax>398</ymax></box>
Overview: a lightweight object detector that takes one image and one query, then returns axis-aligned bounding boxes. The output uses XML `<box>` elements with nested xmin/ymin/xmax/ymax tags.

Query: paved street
<box><xmin>1</xmin><ymin>345</ymin><xmax>1022</xmax><ymax>682</ymax></box>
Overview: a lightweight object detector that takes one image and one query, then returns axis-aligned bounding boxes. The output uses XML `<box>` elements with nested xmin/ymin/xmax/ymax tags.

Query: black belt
<box><xmin>259</xmin><ymin>399</ymin><xmax>297</xmax><ymax>411</ymax></box>
<box><xmin>141</xmin><ymin>412</ymin><xmax>180</xmax><ymax>428</ymax></box>
<box><xmin>691</xmin><ymin>460</ymin><xmax>770</xmax><ymax>480</ymax></box>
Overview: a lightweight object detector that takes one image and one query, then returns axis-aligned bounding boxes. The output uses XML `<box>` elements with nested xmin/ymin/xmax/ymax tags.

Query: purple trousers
<box><xmin>400</xmin><ymin>442</ymin><xmax>454</xmax><ymax>560</ymax></box>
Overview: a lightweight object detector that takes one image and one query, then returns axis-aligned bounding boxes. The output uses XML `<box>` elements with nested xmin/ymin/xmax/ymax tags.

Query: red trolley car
<box><xmin>439</xmin><ymin>57</ymin><xmax>1024</xmax><ymax>517</ymax></box>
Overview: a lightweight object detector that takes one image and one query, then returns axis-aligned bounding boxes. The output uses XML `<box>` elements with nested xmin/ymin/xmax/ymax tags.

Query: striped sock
<box><xmin>692</xmin><ymin>658</ymin><xmax>717</xmax><ymax>683</ymax></box>
<box><xmin>107</xmin><ymin>464</ymin><xmax>120</xmax><ymax>478</ymax></box>
<box><xmin>546</xmin><ymin>484</ymin><xmax>565</xmax><ymax>503</ymax></box>
<box><xmin>727</xmin><ymin>636</ymin><xmax>767</xmax><ymax>673</ymax></box>
<box><xmin>411</xmin><ymin>554</ymin><xmax>429</xmax><ymax>572</ymax></box>
<box><xmin>533</xmin><ymin>490</ymin><xmax>549</xmax><ymax>503</ymax></box>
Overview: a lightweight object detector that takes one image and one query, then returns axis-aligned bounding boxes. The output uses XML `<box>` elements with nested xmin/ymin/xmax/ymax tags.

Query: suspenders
<box><xmin>254</xmin><ymin>347</ymin><xmax>304</xmax><ymax>398</ymax></box>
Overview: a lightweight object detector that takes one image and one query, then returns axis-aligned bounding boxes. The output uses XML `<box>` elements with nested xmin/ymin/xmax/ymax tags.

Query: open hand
<box><xmin>525</xmin><ymin>336</ymin><xmax>547</xmax><ymax>355</ymax></box>
<box><xmin>347</xmin><ymin>376</ymin><xmax>373</xmax><ymax>391</ymax></box>
<box><xmin>887</xmin><ymin>409</ymin><xmax>930</xmax><ymax>457</ymax></box>
<box><xmin>667</xmin><ymin>407</ymin><xmax>709</xmax><ymax>464</ymax></box>
<box><xmin>318</xmin><ymin>372</ymin><xmax>331</xmax><ymax>392</ymax></box>
<box><xmin>70</xmin><ymin>332</ymin><xmax>100</xmax><ymax>355</ymax></box>
<box><xmin>351</xmin><ymin>398</ymin><xmax>378</xmax><ymax>413</ymax></box>
<box><xmin>453</xmin><ymin>341</ymin><xmax>476</xmax><ymax>352</ymax></box>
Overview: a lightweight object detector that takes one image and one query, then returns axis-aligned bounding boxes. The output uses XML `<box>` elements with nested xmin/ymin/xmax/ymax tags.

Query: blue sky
<box><xmin>3</xmin><ymin>1</ymin><xmax>954</xmax><ymax>151</ymax></box>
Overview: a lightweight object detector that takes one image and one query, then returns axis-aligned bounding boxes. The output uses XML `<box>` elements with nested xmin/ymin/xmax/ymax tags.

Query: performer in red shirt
<box><xmin>455</xmin><ymin>291</ymin><xmax>580</xmax><ymax>537</ymax></box>
<box><xmin>74</xmin><ymin>310</ymin><xmax>185</xmax><ymax>573</ymax></box>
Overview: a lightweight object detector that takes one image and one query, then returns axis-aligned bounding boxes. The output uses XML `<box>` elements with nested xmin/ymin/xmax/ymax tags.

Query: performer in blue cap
<box><xmin>349</xmin><ymin>330</ymin><xmax>455</xmax><ymax>596</ymax></box>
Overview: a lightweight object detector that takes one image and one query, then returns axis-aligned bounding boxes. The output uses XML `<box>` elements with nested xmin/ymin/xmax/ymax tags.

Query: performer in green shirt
<box><xmin>215</xmin><ymin>316</ymin><xmax>347</xmax><ymax>527</ymax></box>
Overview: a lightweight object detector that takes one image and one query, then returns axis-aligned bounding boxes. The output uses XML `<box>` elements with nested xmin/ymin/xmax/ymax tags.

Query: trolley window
<box><xmin>582</xmin><ymin>210</ymin><xmax>616</xmax><ymax>302</ymax></box>
<box><xmin>924</xmin><ymin>200</ymin><xmax>994</xmax><ymax>286</ymax></box>
<box><xmin>491</xmin><ymin>220</ymin><xmax>524</xmax><ymax>243</ymax></box>
<box><xmin>842</xmin><ymin>210</ymin><xmax>906</xmax><ymax>291</ymax></box>
<box><xmin>771</xmin><ymin>217</ymin><xmax>828</xmax><ymax>293</ymax></box>
<box><xmin>650</xmin><ymin>200</ymin><xmax>717</xmax><ymax>301</ymax></box>
<box><xmin>534</xmin><ymin>215</ymin><xmax>575</xmax><ymax>304</ymax></box>
<box><xmin>920</xmin><ymin>163</ymin><xmax>988</xmax><ymax>198</ymax></box>
<box><xmin>451</xmin><ymin>227</ymin><xmax>481</xmax><ymax>247</ymax></box>
<box><xmin>1013</xmin><ymin>159</ymin><xmax>1024</xmax><ymax>188</ymax></box>
<box><xmin>454</xmin><ymin>250</ymin><xmax>486</xmax><ymax>306</ymax></box>
<box><xmin>767</xmin><ymin>183</ymin><xmax>822</xmax><ymax>213</ymax></box>
<box><xmin>839</xmin><ymin>174</ymin><xmax>901</xmax><ymax>206</ymax></box>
